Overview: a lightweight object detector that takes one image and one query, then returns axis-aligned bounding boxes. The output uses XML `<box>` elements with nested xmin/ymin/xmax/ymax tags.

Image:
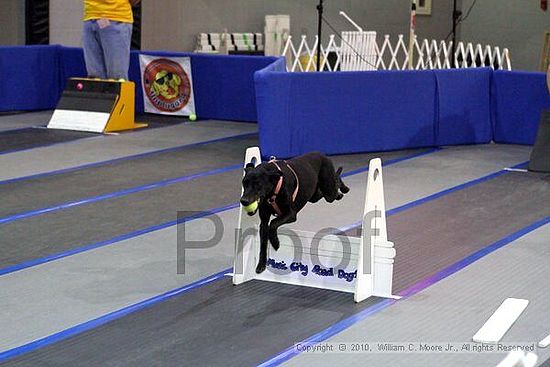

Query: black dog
<box><xmin>240</xmin><ymin>152</ymin><xmax>350</xmax><ymax>274</ymax></box>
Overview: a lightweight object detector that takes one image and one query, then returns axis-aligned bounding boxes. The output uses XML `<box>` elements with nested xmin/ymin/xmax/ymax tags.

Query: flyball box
<box><xmin>48</xmin><ymin>78</ymin><xmax>147</xmax><ymax>133</ymax></box>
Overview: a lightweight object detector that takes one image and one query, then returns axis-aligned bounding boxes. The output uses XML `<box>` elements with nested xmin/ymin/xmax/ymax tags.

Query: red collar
<box><xmin>268</xmin><ymin>160</ymin><xmax>299</xmax><ymax>216</ymax></box>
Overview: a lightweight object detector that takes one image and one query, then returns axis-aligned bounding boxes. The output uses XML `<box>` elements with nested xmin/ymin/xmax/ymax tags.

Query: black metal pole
<box><xmin>451</xmin><ymin>0</ymin><xmax>460</xmax><ymax>68</ymax></box>
<box><xmin>316</xmin><ymin>0</ymin><xmax>324</xmax><ymax>72</ymax></box>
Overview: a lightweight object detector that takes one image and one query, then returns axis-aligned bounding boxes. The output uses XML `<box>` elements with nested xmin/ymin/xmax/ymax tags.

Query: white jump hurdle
<box><xmin>233</xmin><ymin>147</ymin><xmax>399</xmax><ymax>303</ymax></box>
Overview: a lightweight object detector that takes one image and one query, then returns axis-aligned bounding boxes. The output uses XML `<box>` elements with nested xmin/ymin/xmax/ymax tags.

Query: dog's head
<box><xmin>240</xmin><ymin>162</ymin><xmax>282</xmax><ymax>216</ymax></box>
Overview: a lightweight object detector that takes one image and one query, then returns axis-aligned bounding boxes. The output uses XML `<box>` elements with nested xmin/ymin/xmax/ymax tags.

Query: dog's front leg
<box><xmin>256</xmin><ymin>211</ymin><xmax>271</xmax><ymax>274</ymax></box>
<box><xmin>268</xmin><ymin>211</ymin><xmax>297</xmax><ymax>250</ymax></box>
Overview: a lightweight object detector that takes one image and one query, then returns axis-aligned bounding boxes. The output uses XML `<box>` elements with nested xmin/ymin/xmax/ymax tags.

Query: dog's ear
<box><xmin>244</xmin><ymin>162</ymin><xmax>255</xmax><ymax>172</ymax></box>
<box><xmin>336</xmin><ymin>167</ymin><xmax>343</xmax><ymax>176</ymax></box>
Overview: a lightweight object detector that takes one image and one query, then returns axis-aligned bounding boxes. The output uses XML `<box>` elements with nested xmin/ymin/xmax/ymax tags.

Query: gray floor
<box><xmin>0</xmin><ymin>119</ymin><xmax>257</xmax><ymax>182</ymax></box>
<box><xmin>0</xmin><ymin>134</ymin><xmax>257</xmax><ymax>217</ymax></box>
<box><xmin>2</xmin><ymin>157</ymin><xmax>548</xmax><ymax>366</ymax></box>
<box><xmin>283</xmin><ymin>222</ymin><xmax>550</xmax><ymax>367</ymax></box>
<box><xmin>0</xmin><ymin>148</ymin><xmax>418</xmax><ymax>271</ymax></box>
<box><xmin>0</xmin><ymin>143</ymin><xmax>532</xmax><ymax>358</ymax></box>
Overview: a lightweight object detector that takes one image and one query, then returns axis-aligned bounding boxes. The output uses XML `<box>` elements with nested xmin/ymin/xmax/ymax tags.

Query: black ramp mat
<box><xmin>0</xmin><ymin>142</ymin><xmax>423</xmax><ymax>219</ymax></box>
<box><xmin>388</xmin><ymin>171</ymin><xmax>550</xmax><ymax>290</ymax></box>
<box><xmin>528</xmin><ymin>110</ymin><xmax>550</xmax><ymax>173</ymax></box>
<box><xmin>2</xmin><ymin>278</ymin><xmax>375</xmax><ymax>367</ymax></box>
<box><xmin>4</xmin><ymin>171</ymin><xmax>550</xmax><ymax>367</ymax></box>
<box><xmin>0</xmin><ymin>135</ymin><xmax>257</xmax><ymax>218</ymax></box>
<box><xmin>0</xmin><ymin>128</ymin><xmax>97</xmax><ymax>154</ymax></box>
<box><xmin>0</xmin><ymin>150</ymin><xmax>424</xmax><ymax>270</ymax></box>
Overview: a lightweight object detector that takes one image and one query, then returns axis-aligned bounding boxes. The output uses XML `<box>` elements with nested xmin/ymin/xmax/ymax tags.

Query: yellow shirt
<box><xmin>84</xmin><ymin>0</ymin><xmax>133</xmax><ymax>23</ymax></box>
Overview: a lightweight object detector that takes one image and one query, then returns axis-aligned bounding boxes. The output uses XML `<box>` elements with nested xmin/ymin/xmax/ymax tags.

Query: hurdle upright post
<box><xmin>356</xmin><ymin>158</ymin><xmax>398</xmax><ymax>302</ymax></box>
<box><xmin>316</xmin><ymin>0</ymin><xmax>324</xmax><ymax>71</ymax></box>
<box><xmin>408</xmin><ymin>0</ymin><xmax>417</xmax><ymax>70</ymax></box>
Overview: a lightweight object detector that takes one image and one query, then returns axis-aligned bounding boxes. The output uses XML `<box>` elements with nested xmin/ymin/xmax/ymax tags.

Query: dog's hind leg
<box><xmin>318</xmin><ymin>161</ymin><xmax>342</xmax><ymax>203</ymax></box>
<box><xmin>336</xmin><ymin>167</ymin><xmax>350</xmax><ymax>194</ymax></box>
<box><xmin>268</xmin><ymin>211</ymin><xmax>297</xmax><ymax>251</ymax></box>
<box><xmin>309</xmin><ymin>187</ymin><xmax>324</xmax><ymax>203</ymax></box>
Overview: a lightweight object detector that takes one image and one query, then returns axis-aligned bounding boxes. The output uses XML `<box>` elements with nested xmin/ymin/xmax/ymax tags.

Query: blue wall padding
<box><xmin>0</xmin><ymin>46</ymin><xmax>61</xmax><ymax>111</ymax></box>
<box><xmin>58</xmin><ymin>46</ymin><xmax>87</xmax><ymax>95</ymax></box>
<box><xmin>0</xmin><ymin>45</ymin><xmax>276</xmax><ymax>122</ymax></box>
<box><xmin>188</xmin><ymin>53</ymin><xmax>278</xmax><ymax>122</ymax></box>
<box><xmin>256</xmin><ymin>68</ymin><xmax>437</xmax><ymax>158</ymax></box>
<box><xmin>130</xmin><ymin>51</ymin><xmax>278</xmax><ymax>121</ymax></box>
<box><xmin>258</xmin><ymin>57</ymin><xmax>287</xmax><ymax>73</ymax></box>
<box><xmin>58</xmin><ymin>46</ymin><xmax>87</xmax><ymax>81</ymax></box>
<box><xmin>492</xmin><ymin>70</ymin><xmax>550</xmax><ymax>145</ymax></box>
<box><xmin>3</xmin><ymin>45</ymin><xmax>549</xmax><ymax>151</ymax></box>
<box><xmin>434</xmin><ymin>68</ymin><xmax>493</xmax><ymax>145</ymax></box>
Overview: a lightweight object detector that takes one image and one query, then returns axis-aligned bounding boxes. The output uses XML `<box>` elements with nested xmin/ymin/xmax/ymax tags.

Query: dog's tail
<box><xmin>336</xmin><ymin>167</ymin><xmax>350</xmax><ymax>194</ymax></box>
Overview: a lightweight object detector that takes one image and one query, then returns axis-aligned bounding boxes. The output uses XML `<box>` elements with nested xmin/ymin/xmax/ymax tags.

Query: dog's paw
<box><xmin>336</xmin><ymin>192</ymin><xmax>344</xmax><ymax>201</ymax></box>
<box><xmin>255</xmin><ymin>262</ymin><xmax>267</xmax><ymax>274</ymax></box>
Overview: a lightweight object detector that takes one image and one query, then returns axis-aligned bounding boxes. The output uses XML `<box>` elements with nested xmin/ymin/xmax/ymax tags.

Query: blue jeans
<box><xmin>82</xmin><ymin>20</ymin><xmax>132</xmax><ymax>80</ymax></box>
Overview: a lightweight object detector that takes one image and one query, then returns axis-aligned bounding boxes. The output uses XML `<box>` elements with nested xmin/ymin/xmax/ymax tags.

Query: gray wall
<box><xmin>50</xmin><ymin>0</ymin><xmax>84</xmax><ymax>46</ymax></box>
<box><xmin>459</xmin><ymin>0</ymin><xmax>549</xmax><ymax>71</ymax></box>
<box><xmin>142</xmin><ymin>0</ymin><xmax>460</xmax><ymax>52</ymax></box>
<box><xmin>20</xmin><ymin>0</ymin><xmax>459</xmax><ymax>51</ymax></box>
<box><xmin>8</xmin><ymin>0</ymin><xmax>548</xmax><ymax>71</ymax></box>
<box><xmin>0</xmin><ymin>0</ymin><xmax>25</xmax><ymax>45</ymax></box>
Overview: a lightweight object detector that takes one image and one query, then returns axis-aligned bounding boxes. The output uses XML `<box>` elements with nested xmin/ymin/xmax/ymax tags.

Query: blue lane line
<box><xmin>0</xmin><ymin>148</ymin><xmax>519</xmax><ymax>362</ymax></box>
<box><xmin>258</xmin><ymin>214</ymin><xmax>550</xmax><ymax>367</ymax></box>
<box><xmin>0</xmin><ymin>268</ymin><xmax>233</xmax><ymax>364</ymax></box>
<box><xmin>0</xmin><ymin>132</ymin><xmax>256</xmax><ymax>186</ymax></box>
<box><xmin>0</xmin><ymin>147</ymin><xmax>438</xmax><ymax>278</ymax></box>
<box><xmin>337</xmin><ymin>160</ymin><xmax>530</xmax><ymax>234</ymax></box>
<box><xmin>341</xmin><ymin>148</ymin><xmax>441</xmax><ymax>178</ymax></box>
<box><xmin>258</xmin><ymin>167</ymin><xmax>539</xmax><ymax>367</ymax></box>
<box><xmin>0</xmin><ymin>148</ymin><xmax>438</xmax><ymax>226</ymax></box>
<box><xmin>0</xmin><ymin>203</ymin><xmax>239</xmax><ymax>277</ymax></box>
<box><xmin>0</xmin><ymin>163</ymin><xmax>242</xmax><ymax>226</ymax></box>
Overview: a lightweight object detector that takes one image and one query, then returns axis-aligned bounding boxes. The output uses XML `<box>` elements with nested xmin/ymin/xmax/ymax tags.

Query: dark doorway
<box><xmin>25</xmin><ymin>0</ymin><xmax>49</xmax><ymax>45</ymax></box>
<box><xmin>131</xmin><ymin>3</ymin><xmax>142</xmax><ymax>50</ymax></box>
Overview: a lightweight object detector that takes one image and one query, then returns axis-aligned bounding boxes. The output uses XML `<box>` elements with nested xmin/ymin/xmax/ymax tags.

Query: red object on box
<box><xmin>542</xmin><ymin>0</ymin><xmax>548</xmax><ymax>11</ymax></box>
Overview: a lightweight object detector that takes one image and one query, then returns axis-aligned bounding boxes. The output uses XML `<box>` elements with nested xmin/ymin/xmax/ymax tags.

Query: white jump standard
<box><xmin>233</xmin><ymin>147</ymin><xmax>399</xmax><ymax>303</ymax></box>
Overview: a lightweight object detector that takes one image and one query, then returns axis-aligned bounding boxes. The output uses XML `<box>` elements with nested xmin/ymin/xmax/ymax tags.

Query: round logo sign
<box><xmin>142</xmin><ymin>58</ymin><xmax>191</xmax><ymax>113</ymax></box>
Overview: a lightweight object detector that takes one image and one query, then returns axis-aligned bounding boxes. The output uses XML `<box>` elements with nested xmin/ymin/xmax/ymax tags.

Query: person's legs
<box><xmin>99</xmin><ymin>21</ymin><xmax>133</xmax><ymax>80</ymax></box>
<box><xmin>82</xmin><ymin>20</ymin><xmax>107</xmax><ymax>79</ymax></box>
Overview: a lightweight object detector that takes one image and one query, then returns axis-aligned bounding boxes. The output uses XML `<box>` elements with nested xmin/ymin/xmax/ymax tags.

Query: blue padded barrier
<box><xmin>257</xmin><ymin>57</ymin><xmax>287</xmax><ymax>73</ymax></box>
<box><xmin>0</xmin><ymin>45</ymin><xmax>276</xmax><ymax>122</ymax></box>
<box><xmin>0</xmin><ymin>46</ymin><xmax>61</xmax><ymax>112</ymax></box>
<box><xmin>130</xmin><ymin>51</ymin><xmax>278</xmax><ymax>121</ymax></box>
<box><xmin>434</xmin><ymin>68</ymin><xmax>493</xmax><ymax>145</ymax></box>
<box><xmin>492</xmin><ymin>70</ymin><xmax>550</xmax><ymax>145</ymax></box>
<box><xmin>58</xmin><ymin>46</ymin><xmax>87</xmax><ymax>91</ymax></box>
<box><xmin>256</xmin><ymin>68</ymin><xmax>437</xmax><ymax>158</ymax></box>
<box><xmin>3</xmin><ymin>44</ymin><xmax>549</xmax><ymax>148</ymax></box>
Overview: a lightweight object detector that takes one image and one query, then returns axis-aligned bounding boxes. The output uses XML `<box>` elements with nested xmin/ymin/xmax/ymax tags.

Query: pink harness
<box><xmin>268</xmin><ymin>160</ymin><xmax>299</xmax><ymax>216</ymax></box>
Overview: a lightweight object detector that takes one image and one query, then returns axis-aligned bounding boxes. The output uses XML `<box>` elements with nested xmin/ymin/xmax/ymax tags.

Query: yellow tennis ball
<box><xmin>189</xmin><ymin>114</ymin><xmax>197</xmax><ymax>121</ymax></box>
<box><xmin>243</xmin><ymin>200</ymin><xmax>258</xmax><ymax>213</ymax></box>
